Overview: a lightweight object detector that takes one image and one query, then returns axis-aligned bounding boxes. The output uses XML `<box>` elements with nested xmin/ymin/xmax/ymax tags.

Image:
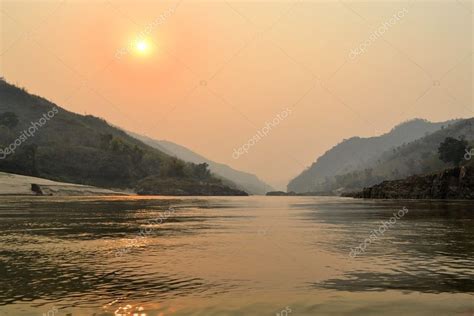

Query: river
<box><xmin>0</xmin><ymin>196</ymin><xmax>472</xmax><ymax>315</ymax></box>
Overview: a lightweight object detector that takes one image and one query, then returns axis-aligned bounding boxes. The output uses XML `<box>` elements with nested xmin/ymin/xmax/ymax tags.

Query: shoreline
<box><xmin>0</xmin><ymin>172</ymin><xmax>128</xmax><ymax>196</ymax></box>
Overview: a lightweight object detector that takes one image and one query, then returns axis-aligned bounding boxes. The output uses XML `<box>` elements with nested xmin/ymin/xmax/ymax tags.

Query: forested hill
<box><xmin>0</xmin><ymin>79</ymin><xmax>245</xmax><ymax>194</ymax></box>
<box><xmin>128</xmin><ymin>133</ymin><xmax>273</xmax><ymax>195</ymax></box>
<box><xmin>288</xmin><ymin>118</ymin><xmax>460</xmax><ymax>193</ymax></box>
<box><xmin>332</xmin><ymin>118</ymin><xmax>474</xmax><ymax>192</ymax></box>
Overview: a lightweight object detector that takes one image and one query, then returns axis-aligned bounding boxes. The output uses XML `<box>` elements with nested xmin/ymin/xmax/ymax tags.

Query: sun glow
<box><xmin>135</xmin><ymin>39</ymin><xmax>150</xmax><ymax>55</ymax></box>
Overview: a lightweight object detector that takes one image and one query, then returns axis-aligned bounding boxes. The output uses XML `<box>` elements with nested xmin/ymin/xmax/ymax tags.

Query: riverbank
<box><xmin>136</xmin><ymin>176</ymin><xmax>249</xmax><ymax>196</ymax></box>
<box><xmin>344</xmin><ymin>166</ymin><xmax>474</xmax><ymax>199</ymax></box>
<box><xmin>0</xmin><ymin>172</ymin><xmax>128</xmax><ymax>196</ymax></box>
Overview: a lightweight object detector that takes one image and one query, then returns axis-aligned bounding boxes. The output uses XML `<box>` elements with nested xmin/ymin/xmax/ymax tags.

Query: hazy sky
<box><xmin>1</xmin><ymin>0</ymin><xmax>472</xmax><ymax>189</ymax></box>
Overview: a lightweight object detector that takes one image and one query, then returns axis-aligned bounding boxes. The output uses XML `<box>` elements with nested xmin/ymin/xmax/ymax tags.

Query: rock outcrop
<box><xmin>345</xmin><ymin>166</ymin><xmax>474</xmax><ymax>199</ymax></box>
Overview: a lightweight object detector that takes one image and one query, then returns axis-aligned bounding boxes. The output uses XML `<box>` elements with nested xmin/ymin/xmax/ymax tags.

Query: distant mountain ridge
<box><xmin>288</xmin><ymin>118</ymin><xmax>461</xmax><ymax>193</ymax></box>
<box><xmin>128</xmin><ymin>133</ymin><xmax>273</xmax><ymax>195</ymax></box>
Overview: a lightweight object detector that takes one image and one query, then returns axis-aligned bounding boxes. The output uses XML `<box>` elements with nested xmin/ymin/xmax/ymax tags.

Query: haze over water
<box><xmin>0</xmin><ymin>196</ymin><xmax>473</xmax><ymax>316</ymax></box>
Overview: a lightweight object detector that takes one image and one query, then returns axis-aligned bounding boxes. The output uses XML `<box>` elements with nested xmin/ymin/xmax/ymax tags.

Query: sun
<box><xmin>135</xmin><ymin>39</ymin><xmax>150</xmax><ymax>54</ymax></box>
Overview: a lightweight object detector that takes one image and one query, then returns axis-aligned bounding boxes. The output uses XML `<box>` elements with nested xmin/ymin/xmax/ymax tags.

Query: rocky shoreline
<box><xmin>343</xmin><ymin>166</ymin><xmax>474</xmax><ymax>199</ymax></box>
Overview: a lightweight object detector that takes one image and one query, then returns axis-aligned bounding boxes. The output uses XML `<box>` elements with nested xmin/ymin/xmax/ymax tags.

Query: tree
<box><xmin>131</xmin><ymin>145</ymin><xmax>144</xmax><ymax>164</ymax></box>
<box><xmin>110</xmin><ymin>138</ymin><xmax>126</xmax><ymax>152</ymax></box>
<box><xmin>160</xmin><ymin>157</ymin><xmax>185</xmax><ymax>178</ymax></box>
<box><xmin>0</xmin><ymin>112</ymin><xmax>19</xmax><ymax>129</ymax></box>
<box><xmin>99</xmin><ymin>133</ymin><xmax>113</xmax><ymax>150</ymax></box>
<box><xmin>438</xmin><ymin>137</ymin><xmax>468</xmax><ymax>166</ymax></box>
<box><xmin>194</xmin><ymin>163</ymin><xmax>211</xmax><ymax>180</ymax></box>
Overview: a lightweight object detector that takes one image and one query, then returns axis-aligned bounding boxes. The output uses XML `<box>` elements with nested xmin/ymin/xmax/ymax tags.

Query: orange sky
<box><xmin>0</xmin><ymin>0</ymin><xmax>472</xmax><ymax>189</ymax></box>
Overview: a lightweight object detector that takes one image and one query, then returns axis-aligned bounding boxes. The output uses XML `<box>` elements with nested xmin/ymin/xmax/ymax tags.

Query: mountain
<box><xmin>288</xmin><ymin>118</ymin><xmax>460</xmax><ymax>193</ymax></box>
<box><xmin>128</xmin><ymin>133</ymin><xmax>273</xmax><ymax>195</ymax></box>
<box><xmin>312</xmin><ymin>118</ymin><xmax>474</xmax><ymax>193</ymax></box>
<box><xmin>0</xmin><ymin>79</ymin><xmax>247</xmax><ymax>195</ymax></box>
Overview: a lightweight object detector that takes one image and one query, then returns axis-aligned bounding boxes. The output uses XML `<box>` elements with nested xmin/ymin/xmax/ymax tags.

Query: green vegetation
<box><xmin>0</xmin><ymin>111</ymin><xmax>19</xmax><ymax>129</ymax></box>
<box><xmin>136</xmin><ymin>176</ymin><xmax>248</xmax><ymax>196</ymax></box>
<box><xmin>288</xmin><ymin>118</ymin><xmax>473</xmax><ymax>193</ymax></box>
<box><xmin>0</xmin><ymin>79</ymin><xmax>246</xmax><ymax>195</ymax></box>
<box><xmin>438</xmin><ymin>137</ymin><xmax>468</xmax><ymax>166</ymax></box>
<box><xmin>323</xmin><ymin>120</ymin><xmax>473</xmax><ymax>192</ymax></box>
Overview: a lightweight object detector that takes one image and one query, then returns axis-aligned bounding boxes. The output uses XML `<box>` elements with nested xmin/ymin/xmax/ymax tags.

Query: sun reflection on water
<box><xmin>109</xmin><ymin>302</ymin><xmax>177</xmax><ymax>316</ymax></box>
<box><xmin>114</xmin><ymin>304</ymin><xmax>146</xmax><ymax>316</ymax></box>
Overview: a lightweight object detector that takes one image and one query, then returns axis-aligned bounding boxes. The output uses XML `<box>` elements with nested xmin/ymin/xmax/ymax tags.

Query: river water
<box><xmin>0</xmin><ymin>196</ymin><xmax>473</xmax><ymax>316</ymax></box>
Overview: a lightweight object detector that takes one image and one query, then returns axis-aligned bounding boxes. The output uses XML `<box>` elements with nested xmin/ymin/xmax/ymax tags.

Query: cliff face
<box><xmin>348</xmin><ymin>167</ymin><xmax>474</xmax><ymax>199</ymax></box>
